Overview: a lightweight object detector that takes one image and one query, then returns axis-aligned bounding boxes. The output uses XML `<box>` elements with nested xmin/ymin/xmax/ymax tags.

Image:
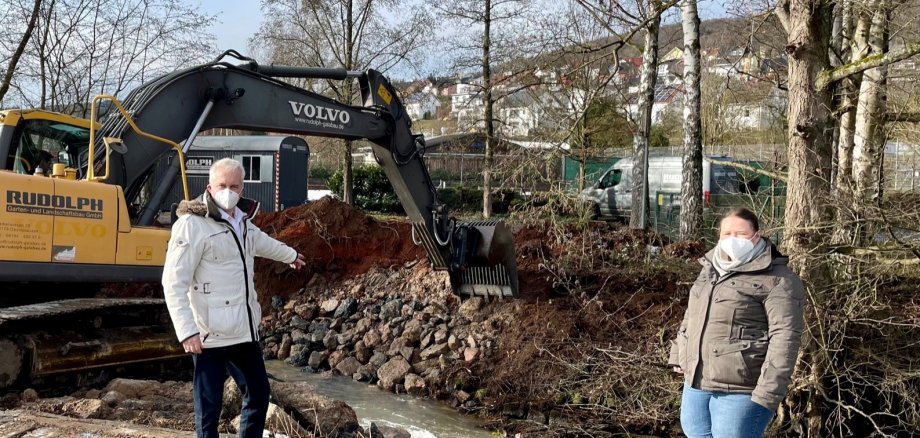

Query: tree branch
<box><xmin>0</xmin><ymin>0</ymin><xmax>43</xmax><ymax>102</ymax></box>
<box><xmin>817</xmin><ymin>40</ymin><xmax>920</xmax><ymax>91</ymax></box>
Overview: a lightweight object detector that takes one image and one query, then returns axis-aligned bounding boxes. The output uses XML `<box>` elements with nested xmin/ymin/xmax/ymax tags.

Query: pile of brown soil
<box><xmin>252</xmin><ymin>197</ymin><xmax>426</xmax><ymax>305</ymax></box>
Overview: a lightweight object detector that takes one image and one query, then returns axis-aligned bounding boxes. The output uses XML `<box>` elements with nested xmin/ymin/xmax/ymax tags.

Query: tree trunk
<box><xmin>782</xmin><ymin>0</ymin><xmax>834</xmax><ymax>434</ymax></box>
<box><xmin>834</xmin><ymin>0</ymin><xmax>873</xmax><ymax>244</ymax></box>
<box><xmin>342</xmin><ymin>0</ymin><xmax>355</xmax><ymax>206</ymax></box>
<box><xmin>850</xmin><ymin>4</ymin><xmax>889</xmax><ymax>243</ymax></box>
<box><xmin>0</xmin><ymin>0</ymin><xmax>43</xmax><ymax>102</ymax></box>
<box><xmin>679</xmin><ymin>0</ymin><xmax>703</xmax><ymax>240</ymax></box>
<box><xmin>482</xmin><ymin>0</ymin><xmax>494</xmax><ymax>218</ymax></box>
<box><xmin>630</xmin><ymin>12</ymin><xmax>659</xmax><ymax>230</ymax></box>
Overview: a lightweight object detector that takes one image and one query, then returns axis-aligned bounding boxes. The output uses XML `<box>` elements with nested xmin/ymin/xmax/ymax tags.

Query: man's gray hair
<box><xmin>209</xmin><ymin>158</ymin><xmax>246</xmax><ymax>182</ymax></box>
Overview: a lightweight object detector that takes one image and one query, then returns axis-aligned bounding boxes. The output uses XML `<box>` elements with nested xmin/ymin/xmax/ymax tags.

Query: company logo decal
<box><xmin>5</xmin><ymin>191</ymin><xmax>104</xmax><ymax>219</ymax></box>
<box><xmin>288</xmin><ymin>101</ymin><xmax>351</xmax><ymax>130</ymax></box>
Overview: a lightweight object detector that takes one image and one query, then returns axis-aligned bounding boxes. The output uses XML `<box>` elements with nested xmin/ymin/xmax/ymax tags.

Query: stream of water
<box><xmin>264</xmin><ymin>361</ymin><xmax>494</xmax><ymax>438</ymax></box>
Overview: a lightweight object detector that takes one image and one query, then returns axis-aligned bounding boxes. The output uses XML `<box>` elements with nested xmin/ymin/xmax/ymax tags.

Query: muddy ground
<box><xmin>4</xmin><ymin>198</ymin><xmax>714</xmax><ymax>437</ymax></box>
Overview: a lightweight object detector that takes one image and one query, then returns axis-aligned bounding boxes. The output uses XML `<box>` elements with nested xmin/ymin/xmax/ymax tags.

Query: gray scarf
<box><xmin>711</xmin><ymin>238</ymin><xmax>768</xmax><ymax>277</ymax></box>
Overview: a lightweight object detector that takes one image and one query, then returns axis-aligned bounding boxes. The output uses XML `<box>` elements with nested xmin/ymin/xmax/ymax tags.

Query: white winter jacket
<box><xmin>162</xmin><ymin>193</ymin><xmax>297</xmax><ymax>349</ymax></box>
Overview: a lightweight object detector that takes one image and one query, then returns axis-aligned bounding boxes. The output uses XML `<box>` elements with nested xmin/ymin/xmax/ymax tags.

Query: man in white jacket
<box><xmin>162</xmin><ymin>158</ymin><xmax>305</xmax><ymax>438</ymax></box>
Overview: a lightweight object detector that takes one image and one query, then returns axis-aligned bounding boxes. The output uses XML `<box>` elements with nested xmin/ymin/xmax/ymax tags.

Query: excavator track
<box><xmin>0</xmin><ymin>298</ymin><xmax>187</xmax><ymax>391</ymax></box>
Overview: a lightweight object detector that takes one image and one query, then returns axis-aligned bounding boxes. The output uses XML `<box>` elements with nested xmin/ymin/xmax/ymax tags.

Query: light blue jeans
<box><xmin>680</xmin><ymin>384</ymin><xmax>774</xmax><ymax>438</ymax></box>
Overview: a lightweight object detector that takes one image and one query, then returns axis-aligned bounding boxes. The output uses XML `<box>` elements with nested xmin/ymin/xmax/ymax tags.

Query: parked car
<box><xmin>579</xmin><ymin>156</ymin><xmax>740</xmax><ymax>220</ymax></box>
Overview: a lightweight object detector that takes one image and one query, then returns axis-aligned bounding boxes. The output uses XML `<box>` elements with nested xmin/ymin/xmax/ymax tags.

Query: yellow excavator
<box><xmin>0</xmin><ymin>50</ymin><xmax>518</xmax><ymax>390</ymax></box>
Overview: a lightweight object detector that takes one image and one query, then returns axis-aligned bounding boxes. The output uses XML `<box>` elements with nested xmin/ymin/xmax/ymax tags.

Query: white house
<box><xmin>405</xmin><ymin>91</ymin><xmax>441</xmax><ymax>120</ymax></box>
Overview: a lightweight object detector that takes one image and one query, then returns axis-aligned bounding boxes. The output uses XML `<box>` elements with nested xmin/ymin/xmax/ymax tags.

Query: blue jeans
<box><xmin>680</xmin><ymin>384</ymin><xmax>774</xmax><ymax>438</ymax></box>
<box><xmin>192</xmin><ymin>342</ymin><xmax>269</xmax><ymax>438</ymax></box>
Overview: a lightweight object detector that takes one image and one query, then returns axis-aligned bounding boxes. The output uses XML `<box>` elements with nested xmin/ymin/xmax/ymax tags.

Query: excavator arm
<box><xmin>92</xmin><ymin>51</ymin><xmax>517</xmax><ymax>298</ymax></box>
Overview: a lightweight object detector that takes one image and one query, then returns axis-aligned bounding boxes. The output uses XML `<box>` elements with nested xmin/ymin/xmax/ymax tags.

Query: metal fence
<box><xmin>887</xmin><ymin>141</ymin><xmax>920</xmax><ymax>191</ymax></box>
<box><xmin>310</xmin><ymin>150</ymin><xmax>560</xmax><ymax>191</ymax></box>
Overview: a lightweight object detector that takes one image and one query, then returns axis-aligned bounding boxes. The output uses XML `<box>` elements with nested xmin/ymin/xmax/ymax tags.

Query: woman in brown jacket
<box><xmin>669</xmin><ymin>208</ymin><xmax>805</xmax><ymax>437</ymax></box>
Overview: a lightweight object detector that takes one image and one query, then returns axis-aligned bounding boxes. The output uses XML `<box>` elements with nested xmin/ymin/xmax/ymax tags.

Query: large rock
<box><xmin>457</xmin><ymin>297</ymin><xmax>484</xmax><ymax>320</ymax></box>
<box><xmin>290</xmin><ymin>315</ymin><xmax>310</xmax><ymax>330</ymax></box>
<box><xmin>321</xmin><ymin>299</ymin><xmax>340</xmax><ymax>314</ymax></box>
<box><xmin>291</xmin><ymin>329</ymin><xmax>310</xmax><ymax>345</ymax></box>
<box><xmin>62</xmin><ymin>399</ymin><xmax>107</xmax><ymax>419</ymax></box>
<box><xmin>21</xmin><ymin>389</ymin><xmax>38</xmax><ymax>403</ymax></box>
<box><xmin>333</xmin><ymin>297</ymin><xmax>358</xmax><ymax>319</ymax></box>
<box><xmin>277</xmin><ymin>333</ymin><xmax>293</xmax><ymax>360</ymax></box>
<box><xmin>328</xmin><ymin>350</ymin><xmax>347</xmax><ymax>369</ymax></box>
<box><xmin>463</xmin><ymin>347</ymin><xmax>480</xmax><ymax>362</ymax></box>
<box><xmin>420</xmin><ymin>343</ymin><xmax>450</xmax><ymax>360</ymax></box>
<box><xmin>103</xmin><ymin>379</ymin><xmax>153</xmax><ymax>399</ymax></box>
<box><xmin>323</xmin><ymin>330</ymin><xmax>339</xmax><ymax>349</ymax></box>
<box><xmin>369</xmin><ymin>352</ymin><xmax>388</xmax><ymax>368</ymax></box>
<box><xmin>335</xmin><ymin>357</ymin><xmax>362</xmax><ymax>376</ymax></box>
<box><xmin>433</xmin><ymin>328</ymin><xmax>448</xmax><ymax>344</ymax></box>
<box><xmin>287</xmin><ymin>345</ymin><xmax>307</xmax><ymax>366</ymax></box>
<box><xmin>402</xmin><ymin>319</ymin><xmax>423</xmax><ymax>343</ymax></box>
<box><xmin>294</xmin><ymin>303</ymin><xmax>316</xmax><ymax>320</ymax></box>
<box><xmin>379</xmin><ymin>299</ymin><xmax>402</xmax><ymax>321</ymax></box>
<box><xmin>355</xmin><ymin>340</ymin><xmax>372</xmax><ymax>364</ymax></box>
<box><xmin>403</xmin><ymin>373</ymin><xmax>426</xmax><ymax>396</ymax></box>
<box><xmin>363</xmin><ymin>328</ymin><xmax>381</xmax><ymax>348</ymax></box>
<box><xmin>307</xmin><ymin>351</ymin><xmax>328</xmax><ymax>369</ymax></box>
<box><xmin>370</xmin><ymin>422</ymin><xmax>412</xmax><ymax>438</ymax></box>
<box><xmin>355</xmin><ymin>317</ymin><xmax>373</xmax><ymax>336</ymax></box>
<box><xmin>353</xmin><ymin>364</ymin><xmax>376</xmax><ymax>382</ymax></box>
<box><xmin>269</xmin><ymin>381</ymin><xmax>360</xmax><ymax>437</ymax></box>
<box><xmin>379</xmin><ymin>324</ymin><xmax>394</xmax><ymax>344</ymax></box>
<box><xmin>377</xmin><ymin>357</ymin><xmax>411</xmax><ymax>391</ymax></box>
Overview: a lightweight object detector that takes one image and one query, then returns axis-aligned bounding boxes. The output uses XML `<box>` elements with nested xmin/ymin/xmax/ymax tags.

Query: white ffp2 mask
<box><xmin>719</xmin><ymin>236</ymin><xmax>755</xmax><ymax>261</ymax></box>
<box><xmin>212</xmin><ymin>188</ymin><xmax>241</xmax><ymax>210</ymax></box>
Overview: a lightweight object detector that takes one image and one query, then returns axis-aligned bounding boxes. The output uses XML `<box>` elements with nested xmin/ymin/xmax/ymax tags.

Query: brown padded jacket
<box><xmin>668</xmin><ymin>244</ymin><xmax>805</xmax><ymax>412</ymax></box>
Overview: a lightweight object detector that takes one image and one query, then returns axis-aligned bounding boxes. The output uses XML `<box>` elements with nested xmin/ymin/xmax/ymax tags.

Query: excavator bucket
<box><xmin>448</xmin><ymin>220</ymin><xmax>519</xmax><ymax>298</ymax></box>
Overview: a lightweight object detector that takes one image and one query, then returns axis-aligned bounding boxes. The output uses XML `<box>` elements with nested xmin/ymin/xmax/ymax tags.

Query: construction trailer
<box><xmin>153</xmin><ymin>135</ymin><xmax>310</xmax><ymax>214</ymax></box>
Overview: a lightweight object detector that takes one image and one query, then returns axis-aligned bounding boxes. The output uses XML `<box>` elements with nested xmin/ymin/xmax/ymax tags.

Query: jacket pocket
<box><xmin>206</xmin><ymin>295</ymin><xmax>249</xmax><ymax>339</ymax></box>
<box><xmin>206</xmin><ymin>231</ymin><xmax>239</xmax><ymax>263</ymax></box>
<box><xmin>709</xmin><ymin>341</ymin><xmax>758</xmax><ymax>388</ymax></box>
<box><xmin>677</xmin><ymin>329</ymin><xmax>689</xmax><ymax>371</ymax></box>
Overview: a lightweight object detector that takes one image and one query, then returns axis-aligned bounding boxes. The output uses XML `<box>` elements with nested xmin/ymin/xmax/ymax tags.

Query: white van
<box><xmin>579</xmin><ymin>156</ymin><xmax>740</xmax><ymax>219</ymax></box>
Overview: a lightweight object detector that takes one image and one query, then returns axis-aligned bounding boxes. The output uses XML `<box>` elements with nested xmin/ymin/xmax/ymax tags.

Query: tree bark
<box><xmin>343</xmin><ymin>0</ymin><xmax>355</xmax><ymax>206</ymax></box>
<box><xmin>679</xmin><ymin>0</ymin><xmax>703</xmax><ymax>240</ymax></box>
<box><xmin>850</xmin><ymin>3</ymin><xmax>889</xmax><ymax>242</ymax></box>
<box><xmin>0</xmin><ymin>0</ymin><xmax>43</xmax><ymax>103</ymax></box>
<box><xmin>630</xmin><ymin>10</ymin><xmax>659</xmax><ymax>230</ymax></box>
<box><xmin>482</xmin><ymin>0</ymin><xmax>494</xmax><ymax>218</ymax></box>
<box><xmin>783</xmin><ymin>1</ymin><xmax>834</xmax><ymax>434</ymax></box>
<box><xmin>833</xmin><ymin>0</ymin><xmax>872</xmax><ymax>244</ymax></box>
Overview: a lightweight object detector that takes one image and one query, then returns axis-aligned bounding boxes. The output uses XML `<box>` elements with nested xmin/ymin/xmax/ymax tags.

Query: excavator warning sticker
<box><xmin>377</xmin><ymin>84</ymin><xmax>393</xmax><ymax>105</ymax></box>
<box><xmin>53</xmin><ymin>245</ymin><xmax>76</xmax><ymax>262</ymax></box>
<box><xmin>5</xmin><ymin>190</ymin><xmax>104</xmax><ymax>219</ymax></box>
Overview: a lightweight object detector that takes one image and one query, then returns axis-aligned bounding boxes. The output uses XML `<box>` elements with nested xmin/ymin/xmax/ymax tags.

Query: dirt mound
<box><xmin>252</xmin><ymin>197</ymin><xmax>426</xmax><ymax>305</ymax></box>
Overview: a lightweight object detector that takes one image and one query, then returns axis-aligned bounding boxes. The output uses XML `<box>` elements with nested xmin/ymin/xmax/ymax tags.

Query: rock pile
<box><xmin>260</xmin><ymin>264</ymin><xmax>505</xmax><ymax>409</ymax></box>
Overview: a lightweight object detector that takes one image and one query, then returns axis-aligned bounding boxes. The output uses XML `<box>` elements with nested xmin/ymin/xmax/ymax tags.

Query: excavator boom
<box><xmin>92</xmin><ymin>51</ymin><xmax>518</xmax><ymax>298</ymax></box>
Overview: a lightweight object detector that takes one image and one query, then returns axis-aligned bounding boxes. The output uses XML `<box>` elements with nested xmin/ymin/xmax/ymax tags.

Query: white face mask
<box><xmin>212</xmin><ymin>188</ymin><xmax>241</xmax><ymax>211</ymax></box>
<box><xmin>719</xmin><ymin>236</ymin><xmax>755</xmax><ymax>261</ymax></box>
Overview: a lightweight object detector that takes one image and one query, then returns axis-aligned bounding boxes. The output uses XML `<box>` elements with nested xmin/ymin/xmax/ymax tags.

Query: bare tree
<box><xmin>629</xmin><ymin>3</ymin><xmax>660</xmax><ymax>230</ymax></box>
<box><xmin>437</xmin><ymin>0</ymin><xmax>538</xmax><ymax>218</ymax></box>
<box><xmin>253</xmin><ymin>0</ymin><xmax>429</xmax><ymax>206</ymax></box>
<box><xmin>0</xmin><ymin>0</ymin><xmax>42</xmax><ymax>103</ymax></box>
<box><xmin>679</xmin><ymin>0</ymin><xmax>703</xmax><ymax>239</ymax></box>
<box><xmin>1</xmin><ymin>0</ymin><xmax>213</xmax><ymax>112</ymax></box>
